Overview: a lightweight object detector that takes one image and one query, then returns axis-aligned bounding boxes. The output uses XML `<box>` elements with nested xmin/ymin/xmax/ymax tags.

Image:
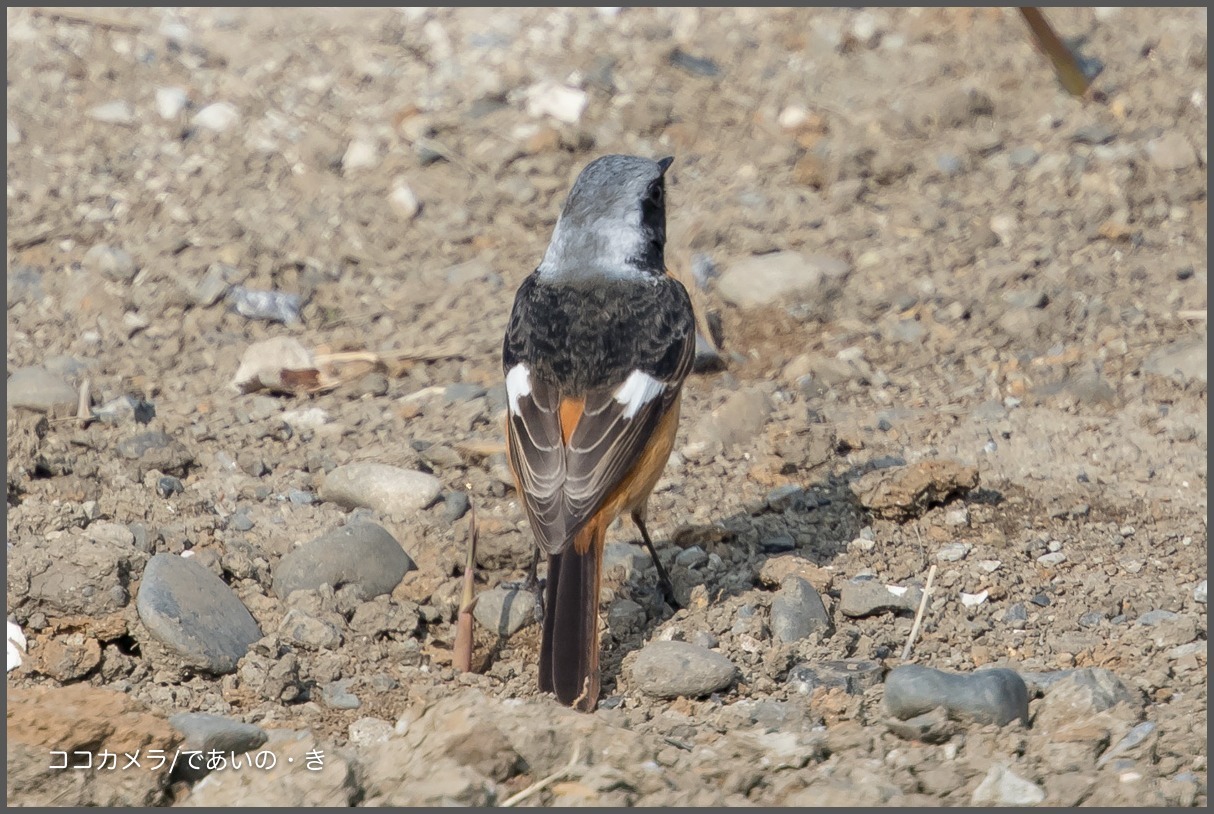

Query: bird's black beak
<box><xmin>657</xmin><ymin>156</ymin><xmax>675</xmax><ymax>175</ymax></box>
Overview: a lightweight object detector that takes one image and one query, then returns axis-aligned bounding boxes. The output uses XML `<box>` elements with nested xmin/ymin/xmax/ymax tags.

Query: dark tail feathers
<box><xmin>538</xmin><ymin>523</ymin><xmax>603</xmax><ymax>711</ymax></box>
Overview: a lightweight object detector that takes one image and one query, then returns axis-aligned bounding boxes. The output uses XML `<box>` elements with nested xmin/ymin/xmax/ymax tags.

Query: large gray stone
<box><xmin>770</xmin><ymin>576</ymin><xmax>832</xmax><ymax>643</ymax></box>
<box><xmin>717</xmin><ymin>251</ymin><xmax>848</xmax><ymax>309</ymax></box>
<box><xmin>883</xmin><ymin>665</ymin><xmax>1028</xmax><ymax>726</ymax></box>
<box><xmin>136</xmin><ymin>554</ymin><xmax>262</xmax><ymax>674</ymax></box>
<box><xmin>272</xmin><ymin>522</ymin><xmax>415</xmax><ymax>601</ymax></box>
<box><xmin>6</xmin><ymin>367</ymin><xmax>78</xmax><ymax>414</ymax></box>
<box><xmin>320</xmin><ymin>463</ymin><xmax>442</xmax><ymax>515</ymax></box>
<box><xmin>631</xmin><ymin>640</ymin><xmax>738</xmax><ymax>699</ymax></box>
<box><xmin>169</xmin><ymin>713</ymin><xmax>267</xmax><ymax>781</ymax></box>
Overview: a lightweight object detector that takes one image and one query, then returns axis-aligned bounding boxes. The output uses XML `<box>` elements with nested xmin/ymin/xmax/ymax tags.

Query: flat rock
<box><xmin>1143</xmin><ymin>337</ymin><xmax>1206</xmax><ymax>384</ymax></box>
<box><xmin>348</xmin><ymin>717</ymin><xmax>395</xmax><ymax>747</ymax></box>
<box><xmin>757</xmin><ymin>554</ymin><xmax>834</xmax><ymax>593</ymax></box>
<box><xmin>231</xmin><ymin>336</ymin><xmax>315</xmax><ymax>393</ymax></box>
<box><xmin>602</xmin><ymin>542</ymin><xmax>651</xmax><ymax>581</ymax></box>
<box><xmin>278</xmin><ymin>608</ymin><xmax>342</xmax><ymax>649</ymax></box>
<box><xmin>82</xmin><ymin>245</ymin><xmax>137</xmax><ymax>281</ymax></box>
<box><xmin>682</xmin><ymin>387</ymin><xmax>772</xmax><ymax>460</ymax></box>
<box><xmin>180</xmin><ymin>730</ymin><xmax>357</xmax><ymax>807</ymax></box>
<box><xmin>631</xmin><ymin>640</ymin><xmax>738</xmax><ymax>699</ymax></box>
<box><xmin>136</xmin><ymin>553</ymin><xmax>262</xmax><ymax>674</ymax></box>
<box><xmin>272</xmin><ymin>522</ymin><xmax>415</xmax><ymax>601</ymax></box>
<box><xmin>770</xmin><ymin>576</ymin><xmax>832</xmax><ymax>643</ymax></box>
<box><xmin>7</xmin><ymin>684</ymin><xmax>180</xmax><ymax>806</ymax></box>
<box><xmin>169</xmin><ymin>713</ymin><xmax>267</xmax><ymax>780</ymax></box>
<box><xmin>971</xmin><ymin>764</ymin><xmax>1045</xmax><ymax>806</ymax></box>
<box><xmin>838</xmin><ymin>577</ymin><xmax>921</xmax><ymax>617</ymax></box>
<box><xmin>320</xmin><ymin>463</ymin><xmax>442</xmax><ymax>515</ymax></box>
<box><xmin>884</xmin><ymin>665</ymin><xmax>1028</xmax><ymax>726</ymax></box>
<box><xmin>116</xmin><ymin>430</ymin><xmax>194</xmax><ymax>477</ymax></box>
<box><xmin>1032</xmin><ymin>668</ymin><xmax>1140</xmax><ymax>728</ymax></box>
<box><xmin>7</xmin><ymin>527</ymin><xmax>143</xmax><ymax>617</ymax></box>
<box><xmin>851</xmin><ymin>459</ymin><xmax>979</xmax><ymax>520</ymax></box>
<box><xmin>788</xmin><ymin>659</ymin><xmax>882</xmax><ymax>695</ymax></box>
<box><xmin>717</xmin><ymin>251</ymin><xmax>848</xmax><ymax>308</ymax></box>
<box><xmin>321</xmin><ymin>679</ymin><xmax>362</xmax><ymax>710</ymax></box>
<box><xmin>1145</xmin><ymin>132</ymin><xmax>1198</xmax><ymax>171</ymax></box>
<box><xmin>6</xmin><ymin>367</ymin><xmax>78</xmax><ymax>415</ymax></box>
<box><xmin>472</xmin><ymin>586</ymin><xmax>537</xmax><ymax>636</ymax></box>
<box><xmin>89</xmin><ymin>100</ymin><xmax>135</xmax><ymax>125</ymax></box>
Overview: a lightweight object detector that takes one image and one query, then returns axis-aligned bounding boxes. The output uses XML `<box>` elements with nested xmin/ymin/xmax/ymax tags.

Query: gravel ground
<box><xmin>6</xmin><ymin>7</ymin><xmax>1207</xmax><ymax>807</ymax></box>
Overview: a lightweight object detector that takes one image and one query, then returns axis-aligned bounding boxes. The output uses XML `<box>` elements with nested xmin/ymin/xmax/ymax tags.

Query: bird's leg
<box><xmin>631</xmin><ymin>510</ymin><xmax>678</xmax><ymax>607</ymax></box>
<box><xmin>526</xmin><ymin>545</ymin><xmax>544</xmax><ymax>622</ymax></box>
<box><xmin>502</xmin><ymin>546</ymin><xmax>545</xmax><ymax>622</ymax></box>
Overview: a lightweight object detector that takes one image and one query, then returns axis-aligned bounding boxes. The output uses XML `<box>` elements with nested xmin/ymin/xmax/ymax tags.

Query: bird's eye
<box><xmin>648</xmin><ymin>182</ymin><xmax>664</xmax><ymax>206</ymax></box>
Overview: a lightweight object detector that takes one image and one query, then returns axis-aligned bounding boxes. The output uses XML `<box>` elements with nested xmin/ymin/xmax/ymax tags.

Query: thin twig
<box><xmin>30</xmin><ymin>7</ymin><xmax>144</xmax><ymax>32</ymax></box>
<box><xmin>76</xmin><ymin>378</ymin><xmax>93</xmax><ymax>428</ymax></box>
<box><xmin>1176</xmin><ymin>310</ymin><xmax>1207</xmax><ymax>322</ymax></box>
<box><xmin>1018</xmin><ymin>7</ymin><xmax>1094</xmax><ymax>98</ymax></box>
<box><xmin>500</xmin><ymin>744</ymin><xmax>582</xmax><ymax>808</ymax></box>
<box><xmin>900</xmin><ymin>564</ymin><xmax>938</xmax><ymax>661</ymax></box>
<box><xmin>453</xmin><ymin>502</ymin><xmax>479</xmax><ymax>673</ymax></box>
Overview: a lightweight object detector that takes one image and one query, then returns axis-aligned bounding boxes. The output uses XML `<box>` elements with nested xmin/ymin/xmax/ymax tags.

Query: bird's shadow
<box><xmin>594</xmin><ymin>456</ymin><xmax>889</xmax><ymax>699</ymax></box>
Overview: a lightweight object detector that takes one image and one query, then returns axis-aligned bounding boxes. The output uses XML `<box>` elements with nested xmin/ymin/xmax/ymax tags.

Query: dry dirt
<box><xmin>6</xmin><ymin>6</ymin><xmax>1207</xmax><ymax>807</ymax></box>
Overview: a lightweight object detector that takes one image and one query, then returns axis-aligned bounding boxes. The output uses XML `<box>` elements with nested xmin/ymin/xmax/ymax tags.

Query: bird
<box><xmin>501</xmin><ymin>154</ymin><xmax>696</xmax><ymax>711</ymax></box>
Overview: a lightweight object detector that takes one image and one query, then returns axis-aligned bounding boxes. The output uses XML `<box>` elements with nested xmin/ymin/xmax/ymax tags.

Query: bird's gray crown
<box><xmin>537</xmin><ymin>154</ymin><xmax>673</xmax><ymax>282</ymax></box>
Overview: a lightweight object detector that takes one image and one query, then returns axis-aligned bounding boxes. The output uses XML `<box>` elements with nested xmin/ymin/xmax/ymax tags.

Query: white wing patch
<box><xmin>613</xmin><ymin>370</ymin><xmax>665</xmax><ymax>419</ymax></box>
<box><xmin>506</xmin><ymin>364</ymin><xmax>532</xmax><ymax>415</ymax></box>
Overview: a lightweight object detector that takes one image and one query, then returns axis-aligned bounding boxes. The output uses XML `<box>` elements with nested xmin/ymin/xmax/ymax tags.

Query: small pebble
<box><xmin>630</xmin><ymin>641</ymin><xmax>737</xmax><ymax>699</ymax></box>
<box><xmin>1036</xmin><ymin>552</ymin><xmax>1067</xmax><ymax>567</ymax></box>
<box><xmin>971</xmin><ymin>764</ymin><xmax>1045</xmax><ymax>806</ymax></box>
<box><xmin>674</xmin><ymin>546</ymin><xmax>708</xmax><ymax>569</ymax></box>
<box><xmin>759</xmin><ymin>533</ymin><xmax>797</xmax><ymax>553</ymax></box>
<box><xmin>442</xmin><ymin>491</ymin><xmax>471</xmax><ymax>523</ymax></box>
<box><xmin>936</xmin><ymin>542</ymin><xmax>971</xmax><ymax>562</ymax></box>
<box><xmin>472</xmin><ymin>587</ymin><xmax>537</xmax><ymax>637</ymax></box>
<box><xmin>960</xmin><ymin>590</ymin><xmax>988</xmax><ymax>608</ymax></box>
<box><xmin>89</xmin><ymin>100</ymin><xmax>135</xmax><ymax>125</ymax></box>
<box><xmin>1194</xmin><ymin>580</ymin><xmax>1207</xmax><ymax>604</ymax></box>
<box><xmin>155</xmin><ymin>86</ymin><xmax>189</xmax><ymax>119</ymax></box>
<box><xmin>1097</xmin><ymin>721</ymin><xmax>1156</xmax><ymax>767</ymax></box>
<box><xmin>321</xmin><ymin>679</ymin><xmax>362</xmax><ymax>710</ymax></box>
<box><xmin>1078</xmin><ymin>611</ymin><xmax>1105</xmax><ymax>628</ymax></box>
<box><xmin>287</xmin><ymin>489</ymin><xmax>315</xmax><ymax>505</ymax></box>
<box><xmin>226</xmin><ymin>286</ymin><xmax>302</xmax><ymax>324</ymax></box>
<box><xmin>92</xmin><ymin>394</ymin><xmax>156</xmax><ymax>425</ymax></box>
<box><xmin>389</xmin><ymin>183</ymin><xmax>421</xmax><ymax>220</ymax></box>
<box><xmin>192</xmin><ymin>101</ymin><xmax>239</xmax><ymax>132</ymax></box>
<box><xmin>944</xmin><ymin>507</ymin><xmax>970</xmax><ymax>527</ymax></box>
<box><xmin>524</xmin><ymin>80</ymin><xmax>587</xmax><ymax>124</ymax></box>
<box><xmin>348</xmin><ymin>717</ymin><xmax>394</xmax><ymax>747</ymax></box>
<box><xmin>669</xmin><ymin>47</ymin><xmax>721</xmax><ymax>77</ymax></box>
<box><xmin>156</xmin><ymin>476</ymin><xmax>185</xmax><ymax>497</ymax></box>
<box><xmin>839</xmin><ymin>577</ymin><xmax>920</xmax><ymax>617</ymax></box>
<box><xmin>279</xmin><ymin>608</ymin><xmax>342</xmax><ymax>649</ymax></box>
<box><xmin>82</xmin><ymin>245</ymin><xmax>137</xmax><ymax>281</ymax></box>
<box><xmin>770</xmin><ymin>576</ymin><xmax>832</xmax><ymax>643</ymax></box>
